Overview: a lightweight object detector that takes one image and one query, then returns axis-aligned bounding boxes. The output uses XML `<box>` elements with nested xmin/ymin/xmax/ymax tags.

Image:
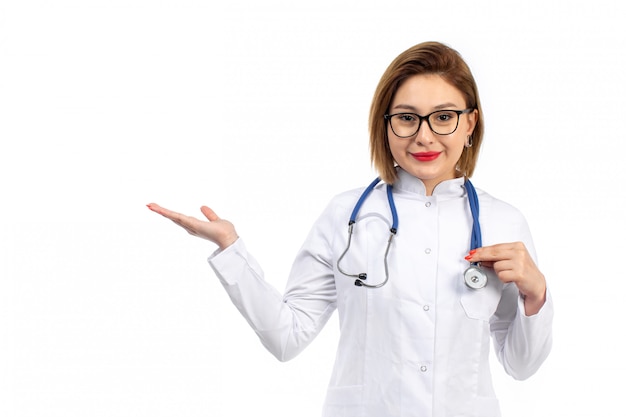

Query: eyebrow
<box><xmin>391</xmin><ymin>102</ymin><xmax>461</xmax><ymax>112</ymax></box>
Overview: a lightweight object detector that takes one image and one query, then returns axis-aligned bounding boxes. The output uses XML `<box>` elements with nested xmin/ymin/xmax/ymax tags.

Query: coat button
<box><xmin>420</xmin><ymin>366</ymin><xmax>428</xmax><ymax>372</ymax></box>
<box><xmin>425</xmin><ymin>248</ymin><xmax>431</xmax><ymax>254</ymax></box>
<box><xmin>425</xmin><ymin>202</ymin><xmax>431</xmax><ymax>207</ymax></box>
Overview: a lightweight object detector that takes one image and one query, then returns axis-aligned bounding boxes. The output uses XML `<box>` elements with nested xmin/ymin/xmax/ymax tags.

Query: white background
<box><xmin>1</xmin><ymin>1</ymin><xmax>625</xmax><ymax>416</ymax></box>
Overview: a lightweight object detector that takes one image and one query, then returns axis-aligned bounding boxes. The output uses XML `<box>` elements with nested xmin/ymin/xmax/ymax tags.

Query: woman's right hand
<box><xmin>147</xmin><ymin>203</ymin><xmax>239</xmax><ymax>250</ymax></box>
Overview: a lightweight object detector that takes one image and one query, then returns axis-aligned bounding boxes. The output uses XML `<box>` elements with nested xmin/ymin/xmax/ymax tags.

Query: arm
<box><xmin>209</xmin><ymin>232</ymin><xmax>337</xmax><ymax>362</ymax></box>
<box><xmin>147</xmin><ymin>202</ymin><xmax>338</xmax><ymax>362</ymax></box>
<box><xmin>466</xmin><ymin>238</ymin><xmax>553</xmax><ymax>380</ymax></box>
<box><xmin>490</xmin><ymin>285</ymin><xmax>554</xmax><ymax>380</ymax></box>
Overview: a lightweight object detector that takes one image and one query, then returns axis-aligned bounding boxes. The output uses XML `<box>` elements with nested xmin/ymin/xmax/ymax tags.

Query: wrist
<box><xmin>218</xmin><ymin>233</ymin><xmax>239</xmax><ymax>251</ymax></box>
<box><xmin>522</xmin><ymin>282</ymin><xmax>547</xmax><ymax>316</ymax></box>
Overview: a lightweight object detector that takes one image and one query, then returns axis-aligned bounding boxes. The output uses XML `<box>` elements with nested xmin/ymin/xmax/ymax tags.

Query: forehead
<box><xmin>391</xmin><ymin>74</ymin><xmax>466</xmax><ymax>110</ymax></box>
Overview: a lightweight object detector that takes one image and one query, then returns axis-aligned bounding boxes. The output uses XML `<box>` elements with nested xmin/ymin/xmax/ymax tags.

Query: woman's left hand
<box><xmin>465</xmin><ymin>242</ymin><xmax>547</xmax><ymax>316</ymax></box>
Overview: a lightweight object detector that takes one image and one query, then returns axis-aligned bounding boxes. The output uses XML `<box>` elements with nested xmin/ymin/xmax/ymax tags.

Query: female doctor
<box><xmin>148</xmin><ymin>41</ymin><xmax>553</xmax><ymax>417</ymax></box>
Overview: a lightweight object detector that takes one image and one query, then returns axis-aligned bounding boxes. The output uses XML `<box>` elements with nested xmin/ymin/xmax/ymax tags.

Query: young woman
<box><xmin>148</xmin><ymin>41</ymin><xmax>553</xmax><ymax>417</ymax></box>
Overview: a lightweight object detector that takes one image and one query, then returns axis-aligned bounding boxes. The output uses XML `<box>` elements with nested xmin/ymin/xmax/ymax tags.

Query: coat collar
<box><xmin>392</xmin><ymin>168</ymin><xmax>467</xmax><ymax>199</ymax></box>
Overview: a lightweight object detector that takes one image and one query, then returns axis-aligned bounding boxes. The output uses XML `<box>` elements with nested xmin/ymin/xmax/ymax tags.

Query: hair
<box><xmin>369</xmin><ymin>41</ymin><xmax>484</xmax><ymax>184</ymax></box>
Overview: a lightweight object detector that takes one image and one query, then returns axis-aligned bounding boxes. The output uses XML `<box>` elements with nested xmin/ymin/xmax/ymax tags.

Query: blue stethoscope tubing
<box><xmin>337</xmin><ymin>177</ymin><xmax>487</xmax><ymax>289</ymax></box>
<box><xmin>336</xmin><ymin>177</ymin><xmax>397</xmax><ymax>288</ymax></box>
<box><xmin>465</xmin><ymin>179</ymin><xmax>481</xmax><ymax>249</ymax></box>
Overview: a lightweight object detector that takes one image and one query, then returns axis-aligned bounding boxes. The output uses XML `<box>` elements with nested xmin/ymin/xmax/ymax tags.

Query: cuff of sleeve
<box><xmin>207</xmin><ymin>237</ymin><xmax>242</xmax><ymax>262</ymax></box>
<box><xmin>207</xmin><ymin>238</ymin><xmax>263</xmax><ymax>286</ymax></box>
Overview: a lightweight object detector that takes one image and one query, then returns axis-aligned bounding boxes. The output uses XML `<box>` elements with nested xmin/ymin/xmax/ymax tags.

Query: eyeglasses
<box><xmin>384</xmin><ymin>108</ymin><xmax>473</xmax><ymax>137</ymax></box>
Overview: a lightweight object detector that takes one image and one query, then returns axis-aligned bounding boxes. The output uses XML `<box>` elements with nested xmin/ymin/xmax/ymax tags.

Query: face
<box><xmin>387</xmin><ymin>74</ymin><xmax>477</xmax><ymax>195</ymax></box>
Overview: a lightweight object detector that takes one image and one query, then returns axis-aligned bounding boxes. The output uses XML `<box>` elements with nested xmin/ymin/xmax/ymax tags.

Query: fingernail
<box><xmin>464</xmin><ymin>255</ymin><xmax>473</xmax><ymax>261</ymax></box>
<box><xmin>469</xmin><ymin>249</ymin><xmax>477</xmax><ymax>255</ymax></box>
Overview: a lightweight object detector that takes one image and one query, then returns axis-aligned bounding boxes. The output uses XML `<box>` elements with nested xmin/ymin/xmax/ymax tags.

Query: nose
<box><xmin>414</xmin><ymin>118</ymin><xmax>434</xmax><ymax>144</ymax></box>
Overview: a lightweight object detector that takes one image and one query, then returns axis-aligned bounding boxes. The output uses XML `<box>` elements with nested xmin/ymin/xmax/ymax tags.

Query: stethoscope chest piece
<box><xmin>464</xmin><ymin>264</ymin><xmax>487</xmax><ymax>289</ymax></box>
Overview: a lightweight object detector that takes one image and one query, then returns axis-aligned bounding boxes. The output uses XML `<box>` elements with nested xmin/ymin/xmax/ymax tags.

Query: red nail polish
<box><xmin>469</xmin><ymin>249</ymin><xmax>477</xmax><ymax>255</ymax></box>
<box><xmin>464</xmin><ymin>255</ymin><xmax>472</xmax><ymax>261</ymax></box>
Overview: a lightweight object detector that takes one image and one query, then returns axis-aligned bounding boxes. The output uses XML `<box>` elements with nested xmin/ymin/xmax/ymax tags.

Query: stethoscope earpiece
<box><xmin>354</xmin><ymin>273</ymin><xmax>367</xmax><ymax>287</ymax></box>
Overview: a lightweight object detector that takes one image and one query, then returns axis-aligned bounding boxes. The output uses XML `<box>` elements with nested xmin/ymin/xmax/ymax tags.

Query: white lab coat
<box><xmin>209</xmin><ymin>169</ymin><xmax>553</xmax><ymax>417</ymax></box>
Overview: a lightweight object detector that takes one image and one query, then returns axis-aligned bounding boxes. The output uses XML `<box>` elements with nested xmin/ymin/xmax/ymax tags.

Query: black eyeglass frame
<box><xmin>384</xmin><ymin>108</ymin><xmax>474</xmax><ymax>137</ymax></box>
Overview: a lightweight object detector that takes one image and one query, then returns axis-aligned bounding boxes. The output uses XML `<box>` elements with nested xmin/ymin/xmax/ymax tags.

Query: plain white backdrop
<box><xmin>1</xmin><ymin>1</ymin><xmax>625</xmax><ymax>416</ymax></box>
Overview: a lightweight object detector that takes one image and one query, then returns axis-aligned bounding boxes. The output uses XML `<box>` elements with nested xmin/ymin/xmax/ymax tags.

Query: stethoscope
<box><xmin>336</xmin><ymin>177</ymin><xmax>487</xmax><ymax>289</ymax></box>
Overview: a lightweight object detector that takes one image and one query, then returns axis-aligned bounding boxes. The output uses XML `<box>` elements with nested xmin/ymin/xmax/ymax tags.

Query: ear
<box><xmin>465</xmin><ymin>109</ymin><xmax>478</xmax><ymax>135</ymax></box>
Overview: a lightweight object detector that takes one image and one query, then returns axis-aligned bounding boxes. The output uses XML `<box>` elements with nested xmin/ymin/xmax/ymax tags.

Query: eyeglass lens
<box><xmin>390</xmin><ymin>111</ymin><xmax>461</xmax><ymax>137</ymax></box>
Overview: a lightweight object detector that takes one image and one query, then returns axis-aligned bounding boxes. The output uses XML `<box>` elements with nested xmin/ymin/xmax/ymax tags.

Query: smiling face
<box><xmin>387</xmin><ymin>74</ymin><xmax>477</xmax><ymax>195</ymax></box>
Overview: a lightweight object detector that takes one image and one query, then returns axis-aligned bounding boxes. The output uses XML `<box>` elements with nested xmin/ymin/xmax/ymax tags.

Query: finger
<box><xmin>492</xmin><ymin>260</ymin><xmax>518</xmax><ymax>281</ymax></box>
<box><xmin>472</xmin><ymin>244</ymin><xmax>514</xmax><ymax>262</ymax></box>
<box><xmin>147</xmin><ymin>203</ymin><xmax>202</xmax><ymax>232</ymax></box>
<box><xmin>468</xmin><ymin>259</ymin><xmax>513</xmax><ymax>277</ymax></box>
<box><xmin>146</xmin><ymin>202</ymin><xmax>164</xmax><ymax>214</ymax></box>
<box><xmin>495</xmin><ymin>269</ymin><xmax>520</xmax><ymax>283</ymax></box>
<box><xmin>465</xmin><ymin>242</ymin><xmax>524</xmax><ymax>263</ymax></box>
<box><xmin>200</xmin><ymin>206</ymin><xmax>219</xmax><ymax>222</ymax></box>
<box><xmin>147</xmin><ymin>203</ymin><xmax>185</xmax><ymax>220</ymax></box>
<box><xmin>477</xmin><ymin>260</ymin><xmax>495</xmax><ymax>269</ymax></box>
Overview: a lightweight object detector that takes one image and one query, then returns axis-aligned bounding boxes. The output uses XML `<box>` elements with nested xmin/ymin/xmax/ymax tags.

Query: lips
<box><xmin>411</xmin><ymin>151</ymin><xmax>441</xmax><ymax>162</ymax></box>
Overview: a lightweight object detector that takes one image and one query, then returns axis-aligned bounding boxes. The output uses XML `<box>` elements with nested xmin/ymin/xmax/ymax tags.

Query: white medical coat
<box><xmin>209</xmin><ymin>169</ymin><xmax>553</xmax><ymax>417</ymax></box>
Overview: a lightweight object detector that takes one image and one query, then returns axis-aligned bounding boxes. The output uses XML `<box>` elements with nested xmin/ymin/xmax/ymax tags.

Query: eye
<box><xmin>397</xmin><ymin>113</ymin><xmax>417</xmax><ymax>123</ymax></box>
<box><xmin>433</xmin><ymin>111</ymin><xmax>456</xmax><ymax>123</ymax></box>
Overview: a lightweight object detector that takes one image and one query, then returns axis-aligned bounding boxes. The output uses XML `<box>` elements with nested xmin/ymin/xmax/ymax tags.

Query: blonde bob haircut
<box><xmin>369</xmin><ymin>41</ymin><xmax>484</xmax><ymax>184</ymax></box>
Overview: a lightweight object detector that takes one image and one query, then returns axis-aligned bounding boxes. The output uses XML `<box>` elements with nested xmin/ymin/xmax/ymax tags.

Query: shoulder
<box><xmin>475</xmin><ymin>186</ymin><xmax>527</xmax><ymax>222</ymax></box>
<box><xmin>474</xmin><ymin>186</ymin><xmax>534</xmax><ymax>247</ymax></box>
<box><xmin>328</xmin><ymin>181</ymin><xmax>387</xmax><ymax>210</ymax></box>
<box><xmin>312</xmin><ymin>181</ymin><xmax>390</xmax><ymax>228</ymax></box>
<box><xmin>303</xmin><ymin>184</ymin><xmax>381</xmax><ymax>245</ymax></box>
<box><xmin>331</xmin><ymin>186</ymin><xmax>367</xmax><ymax>205</ymax></box>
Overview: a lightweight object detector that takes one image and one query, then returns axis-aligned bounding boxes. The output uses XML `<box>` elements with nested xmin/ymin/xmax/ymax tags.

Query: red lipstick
<box><xmin>412</xmin><ymin>151</ymin><xmax>441</xmax><ymax>162</ymax></box>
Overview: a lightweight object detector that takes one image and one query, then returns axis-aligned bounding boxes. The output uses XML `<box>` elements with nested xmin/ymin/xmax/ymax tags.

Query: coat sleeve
<box><xmin>488</xmin><ymin>203</ymin><xmax>554</xmax><ymax>380</ymax></box>
<box><xmin>207</xmin><ymin>202</ymin><xmax>339</xmax><ymax>362</ymax></box>
<box><xmin>491</xmin><ymin>287</ymin><xmax>554</xmax><ymax>380</ymax></box>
